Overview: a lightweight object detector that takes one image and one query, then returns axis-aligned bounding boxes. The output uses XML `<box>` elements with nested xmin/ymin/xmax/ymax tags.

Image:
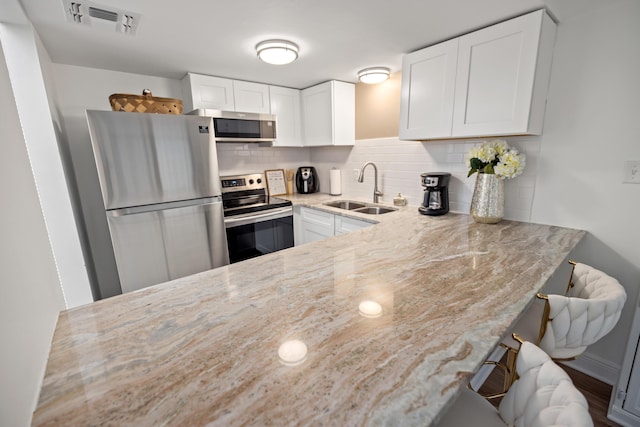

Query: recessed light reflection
<box><xmin>278</xmin><ymin>340</ymin><xmax>308</xmax><ymax>366</ymax></box>
<box><xmin>358</xmin><ymin>300</ymin><xmax>383</xmax><ymax>318</ymax></box>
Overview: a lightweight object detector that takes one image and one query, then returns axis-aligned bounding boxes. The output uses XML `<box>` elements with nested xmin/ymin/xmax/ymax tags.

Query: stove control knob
<box><xmin>249</xmin><ymin>179</ymin><xmax>254</xmax><ymax>185</ymax></box>
<box><xmin>257</xmin><ymin>178</ymin><xmax>262</xmax><ymax>184</ymax></box>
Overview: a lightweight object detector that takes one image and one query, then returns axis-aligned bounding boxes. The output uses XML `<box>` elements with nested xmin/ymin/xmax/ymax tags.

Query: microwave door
<box><xmin>212</xmin><ymin>116</ymin><xmax>276</xmax><ymax>142</ymax></box>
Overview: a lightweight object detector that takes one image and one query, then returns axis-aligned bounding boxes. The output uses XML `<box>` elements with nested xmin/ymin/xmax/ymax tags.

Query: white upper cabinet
<box><xmin>233</xmin><ymin>80</ymin><xmax>271</xmax><ymax>114</ymax></box>
<box><xmin>182</xmin><ymin>73</ymin><xmax>235</xmax><ymax>112</ymax></box>
<box><xmin>302</xmin><ymin>80</ymin><xmax>355</xmax><ymax>146</ymax></box>
<box><xmin>399</xmin><ymin>38</ymin><xmax>459</xmax><ymax>140</ymax></box>
<box><xmin>399</xmin><ymin>9</ymin><xmax>557</xmax><ymax>140</ymax></box>
<box><xmin>269</xmin><ymin>85</ymin><xmax>303</xmax><ymax>147</ymax></box>
<box><xmin>182</xmin><ymin>73</ymin><xmax>270</xmax><ymax>114</ymax></box>
<box><xmin>452</xmin><ymin>10</ymin><xmax>556</xmax><ymax>137</ymax></box>
<box><xmin>183</xmin><ymin>74</ymin><xmax>354</xmax><ymax>148</ymax></box>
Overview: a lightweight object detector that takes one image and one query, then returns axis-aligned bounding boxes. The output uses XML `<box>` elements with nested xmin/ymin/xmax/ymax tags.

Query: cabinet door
<box><xmin>301</xmin><ymin>81</ymin><xmax>354</xmax><ymax>146</ymax></box>
<box><xmin>399</xmin><ymin>38</ymin><xmax>458</xmax><ymax>140</ymax></box>
<box><xmin>334</xmin><ymin>215</ymin><xmax>372</xmax><ymax>235</ymax></box>
<box><xmin>302</xmin><ymin>81</ymin><xmax>333</xmax><ymax>146</ymax></box>
<box><xmin>609</xmin><ymin>292</ymin><xmax>640</xmax><ymax>425</ymax></box>
<box><xmin>298</xmin><ymin>207</ymin><xmax>334</xmax><ymax>244</ymax></box>
<box><xmin>233</xmin><ymin>80</ymin><xmax>271</xmax><ymax>114</ymax></box>
<box><xmin>269</xmin><ymin>86</ymin><xmax>303</xmax><ymax>146</ymax></box>
<box><xmin>332</xmin><ymin>81</ymin><xmax>355</xmax><ymax>146</ymax></box>
<box><xmin>452</xmin><ymin>10</ymin><xmax>551</xmax><ymax>137</ymax></box>
<box><xmin>623</xmin><ymin>335</ymin><xmax>640</xmax><ymax>418</ymax></box>
<box><xmin>183</xmin><ymin>73</ymin><xmax>235</xmax><ymax>111</ymax></box>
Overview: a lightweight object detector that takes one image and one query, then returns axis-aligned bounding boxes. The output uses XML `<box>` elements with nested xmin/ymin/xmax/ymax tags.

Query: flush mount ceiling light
<box><xmin>358</xmin><ymin>67</ymin><xmax>391</xmax><ymax>84</ymax></box>
<box><xmin>256</xmin><ymin>39</ymin><xmax>299</xmax><ymax>65</ymax></box>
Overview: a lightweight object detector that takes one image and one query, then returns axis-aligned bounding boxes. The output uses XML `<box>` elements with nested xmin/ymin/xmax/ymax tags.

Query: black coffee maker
<box><xmin>296</xmin><ymin>166</ymin><xmax>319</xmax><ymax>194</ymax></box>
<box><xmin>419</xmin><ymin>172</ymin><xmax>451</xmax><ymax>216</ymax></box>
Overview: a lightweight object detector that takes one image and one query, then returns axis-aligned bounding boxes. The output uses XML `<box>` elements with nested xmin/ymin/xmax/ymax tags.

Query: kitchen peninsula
<box><xmin>32</xmin><ymin>198</ymin><xmax>585</xmax><ymax>426</ymax></box>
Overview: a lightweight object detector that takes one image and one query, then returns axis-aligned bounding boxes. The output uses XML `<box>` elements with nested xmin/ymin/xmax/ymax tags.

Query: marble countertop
<box><xmin>33</xmin><ymin>194</ymin><xmax>585</xmax><ymax>426</ymax></box>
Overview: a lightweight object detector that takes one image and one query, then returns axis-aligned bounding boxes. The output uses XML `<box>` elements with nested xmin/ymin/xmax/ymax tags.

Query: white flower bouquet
<box><xmin>466</xmin><ymin>139</ymin><xmax>526</xmax><ymax>179</ymax></box>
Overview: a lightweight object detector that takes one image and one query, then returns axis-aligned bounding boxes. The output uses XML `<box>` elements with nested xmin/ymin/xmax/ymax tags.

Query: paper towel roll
<box><xmin>330</xmin><ymin>168</ymin><xmax>342</xmax><ymax>195</ymax></box>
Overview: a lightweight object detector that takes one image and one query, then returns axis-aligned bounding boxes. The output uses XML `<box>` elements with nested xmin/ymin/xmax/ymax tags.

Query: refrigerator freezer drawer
<box><xmin>107</xmin><ymin>200</ymin><xmax>229</xmax><ymax>294</ymax></box>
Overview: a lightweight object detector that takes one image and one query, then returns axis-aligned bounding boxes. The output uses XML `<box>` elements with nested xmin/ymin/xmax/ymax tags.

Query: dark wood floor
<box><xmin>478</xmin><ymin>362</ymin><xmax>620</xmax><ymax>427</ymax></box>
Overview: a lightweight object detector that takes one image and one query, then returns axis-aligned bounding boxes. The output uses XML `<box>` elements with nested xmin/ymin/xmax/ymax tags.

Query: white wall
<box><xmin>0</xmin><ymin>39</ymin><xmax>65</xmax><ymax>427</ymax></box>
<box><xmin>0</xmin><ymin>23</ymin><xmax>92</xmax><ymax>308</ymax></box>
<box><xmin>531</xmin><ymin>0</ymin><xmax>640</xmax><ymax>376</ymax></box>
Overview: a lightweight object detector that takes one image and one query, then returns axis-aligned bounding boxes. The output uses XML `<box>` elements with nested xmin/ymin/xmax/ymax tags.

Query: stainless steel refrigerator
<box><xmin>86</xmin><ymin>110</ymin><xmax>229</xmax><ymax>298</ymax></box>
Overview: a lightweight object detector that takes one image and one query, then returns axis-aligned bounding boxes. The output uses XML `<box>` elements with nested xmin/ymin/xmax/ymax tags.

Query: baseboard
<box><xmin>561</xmin><ymin>351</ymin><xmax>620</xmax><ymax>386</ymax></box>
<box><xmin>609</xmin><ymin>401</ymin><xmax>640</xmax><ymax>427</ymax></box>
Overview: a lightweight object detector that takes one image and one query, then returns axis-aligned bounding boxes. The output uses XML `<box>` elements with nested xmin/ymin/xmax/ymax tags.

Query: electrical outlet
<box><xmin>353</xmin><ymin>169</ymin><xmax>360</xmax><ymax>180</ymax></box>
<box><xmin>623</xmin><ymin>161</ymin><xmax>640</xmax><ymax>184</ymax></box>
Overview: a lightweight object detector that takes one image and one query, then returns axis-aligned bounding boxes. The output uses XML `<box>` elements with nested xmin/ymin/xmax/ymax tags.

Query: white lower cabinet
<box><xmin>295</xmin><ymin>206</ymin><xmax>373</xmax><ymax>246</ymax></box>
<box><xmin>609</xmin><ymin>296</ymin><xmax>640</xmax><ymax>426</ymax></box>
<box><xmin>334</xmin><ymin>215</ymin><xmax>372</xmax><ymax>235</ymax></box>
<box><xmin>296</xmin><ymin>207</ymin><xmax>334</xmax><ymax>245</ymax></box>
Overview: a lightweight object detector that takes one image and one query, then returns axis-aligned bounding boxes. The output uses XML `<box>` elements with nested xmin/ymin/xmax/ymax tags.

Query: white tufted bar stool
<box><xmin>500</xmin><ymin>261</ymin><xmax>626</xmax><ymax>385</ymax></box>
<box><xmin>437</xmin><ymin>340</ymin><xmax>593</xmax><ymax>427</ymax></box>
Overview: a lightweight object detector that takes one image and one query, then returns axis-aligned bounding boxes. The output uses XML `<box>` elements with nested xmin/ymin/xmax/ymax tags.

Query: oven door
<box><xmin>224</xmin><ymin>207</ymin><xmax>294</xmax><ymax>263</ymax></box>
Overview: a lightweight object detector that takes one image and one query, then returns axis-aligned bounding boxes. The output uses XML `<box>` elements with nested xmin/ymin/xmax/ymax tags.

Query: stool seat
<box><xmin>437</xmin><ymin>342</ymin><xmax>593</xmax><ymax>427</ymax></box>
<box><xmin>504</xmin><ymin>262</ymin><xmax>626</xmax><ymax>360</ymax></box>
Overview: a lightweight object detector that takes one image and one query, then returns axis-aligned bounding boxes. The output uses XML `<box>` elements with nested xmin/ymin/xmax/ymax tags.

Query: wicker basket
<box><xmin>108</xmin><ymin>89</ymin><xmax>183</xmax><ymax>114</ymax></box>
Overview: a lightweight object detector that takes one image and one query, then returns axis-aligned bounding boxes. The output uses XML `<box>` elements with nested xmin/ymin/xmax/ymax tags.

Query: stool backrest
<box><xmin>499</xmin><ymin>342</ymin><xmax>593</xmax><ymax>427</ymax></box>
<box><xmin>539</xmin><ymin>263</ymin><xmax>626</xmax><ymax>359</ymax></box>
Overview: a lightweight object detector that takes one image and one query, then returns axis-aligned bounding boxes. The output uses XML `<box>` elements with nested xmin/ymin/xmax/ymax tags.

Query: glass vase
<box><xmin>470</xmin><ymin>173</ymin><xmax>504</xmax><ymax>224</ymax></box>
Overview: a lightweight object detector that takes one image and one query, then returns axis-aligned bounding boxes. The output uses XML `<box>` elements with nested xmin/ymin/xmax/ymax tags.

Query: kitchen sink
<box><xmin>353</xmin><ymin>206</ymin><xmax>397</xmax><ymax>215</ymax></box>
<box><xmin>323</xmin><ymin>200</ymin><xmax>367</xmax><ymax>210</ymax></box>
<box><xmin>323</xmin><ymin>200</ymin><xmax>398</xmax><ymax>215</ymax></box>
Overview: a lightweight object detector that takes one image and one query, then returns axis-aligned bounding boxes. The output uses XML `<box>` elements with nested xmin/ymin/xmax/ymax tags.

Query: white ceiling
<box><xmin>16</xmin><ymin>0</ymin><xmax>613</xmax><ymax>89</ymax></box>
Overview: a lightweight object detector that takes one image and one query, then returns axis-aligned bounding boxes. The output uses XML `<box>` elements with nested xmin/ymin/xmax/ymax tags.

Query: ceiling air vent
<box><xmin>62</xmin><ymin>0</ymin><xmax>141</xmax><ymax>35</ymax></box>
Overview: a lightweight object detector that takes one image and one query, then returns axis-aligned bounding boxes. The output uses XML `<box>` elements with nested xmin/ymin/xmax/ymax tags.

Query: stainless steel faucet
<box><xmin>358</xmin><ymin>162</ymin><xmax>383</xmax><ymax>203</ymax></box>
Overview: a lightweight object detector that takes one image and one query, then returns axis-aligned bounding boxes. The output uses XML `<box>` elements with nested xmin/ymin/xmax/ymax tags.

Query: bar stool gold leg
<box><xmin>504</xmin><ymin>346</ymin><xmax>518</xmax><ymax>388</ymax></box>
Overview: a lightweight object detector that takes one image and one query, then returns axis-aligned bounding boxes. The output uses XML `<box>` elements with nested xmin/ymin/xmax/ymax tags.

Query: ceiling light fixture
<box><xmin>256</xmin><ymin>39</ymin><xmax>299</xmax><ymax>65</ymax></box>
<box><xmin>358</xmin><ymin>67</ymin><xmax>390</xmax><ymax>84</ymax></box>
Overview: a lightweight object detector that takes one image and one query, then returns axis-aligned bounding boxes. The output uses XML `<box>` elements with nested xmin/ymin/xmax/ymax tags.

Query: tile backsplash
<box><xmin>216</xmin><ymin>143</ymin><xmax>311</xmax><ymax>177</ymax></box>
<box><xmin>215</xmin><ymin>136</ymin><xmax>541</xmax><ymax>222</ymax></box>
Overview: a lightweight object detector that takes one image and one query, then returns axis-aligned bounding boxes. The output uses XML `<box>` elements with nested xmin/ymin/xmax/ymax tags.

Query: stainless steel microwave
<box><xmin>189</xmin><ymin>109</ymin><xmax>276</xmax><ymax>143</ymax></box>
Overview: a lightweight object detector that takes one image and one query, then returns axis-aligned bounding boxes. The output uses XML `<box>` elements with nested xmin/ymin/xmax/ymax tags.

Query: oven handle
<box><xmin>224</xmin><ymin>206</ymin><xmax>293</xmax><ymax>228</ymax></box>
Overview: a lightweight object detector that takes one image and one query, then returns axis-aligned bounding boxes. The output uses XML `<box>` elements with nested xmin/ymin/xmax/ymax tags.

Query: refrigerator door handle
<box><xmin>107</xmin><ymin>196</ymin><xmax>222</xmax><ymax>217</ymax></box>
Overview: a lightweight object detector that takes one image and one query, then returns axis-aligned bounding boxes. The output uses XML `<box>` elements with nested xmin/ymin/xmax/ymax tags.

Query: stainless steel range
<box><xmin>221</xmin><ymin>173</ymin><xmax>294</xmax><ymax>263</ymax></box>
